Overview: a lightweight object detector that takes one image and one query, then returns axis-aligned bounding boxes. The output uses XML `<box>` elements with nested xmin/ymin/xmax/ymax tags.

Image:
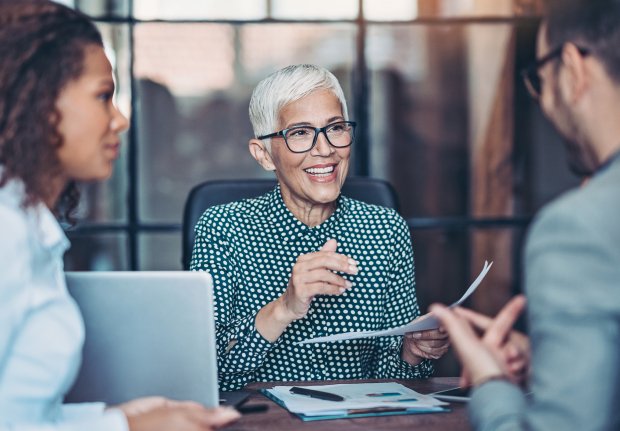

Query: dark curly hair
<box><xmin>0</xmin><ymin>0</ymin><xmax>103</xmax><ymax>220</ymax></box>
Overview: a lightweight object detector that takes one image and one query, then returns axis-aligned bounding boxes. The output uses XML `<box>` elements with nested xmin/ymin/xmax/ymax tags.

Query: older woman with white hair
<box><xmin>190</xmin><ymin>64</ymin><xmax>449</xmax><ymax>391</ymax></box>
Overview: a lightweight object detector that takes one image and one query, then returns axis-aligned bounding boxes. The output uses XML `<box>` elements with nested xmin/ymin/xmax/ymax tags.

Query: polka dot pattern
<box><xmin>190</xmin><ymin>185</ymin><xmax>433</xmax><ymax>391</ymax></box>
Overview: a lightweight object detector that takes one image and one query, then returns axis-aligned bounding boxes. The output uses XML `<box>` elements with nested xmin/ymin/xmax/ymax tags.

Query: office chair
<box><xmin>182</xmin><ymin>177</ymin><xmax>400</xmax><ymax>269</ymax></box>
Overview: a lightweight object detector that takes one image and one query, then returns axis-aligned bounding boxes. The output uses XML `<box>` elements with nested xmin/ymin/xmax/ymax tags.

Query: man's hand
<box><xmin>430</xmin><ymin>295</ymin><xmax>527</xmax><ymax>388</ymax></box>
<box><xmin>455</xmin><ymin>299</ymin><xmax>530</xmax><ymax>385</ymax></box>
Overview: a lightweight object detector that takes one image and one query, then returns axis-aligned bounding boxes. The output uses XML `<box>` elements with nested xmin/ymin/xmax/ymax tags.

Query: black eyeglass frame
<box><xmin>521</xmin><ymin>44</ymin><xmax>590</xmax><ymax>99</ymax></box>
<box><xmin>257</xmin><ymin>120</ymin><xmax>357</xmax><ymax>154</ymax></box>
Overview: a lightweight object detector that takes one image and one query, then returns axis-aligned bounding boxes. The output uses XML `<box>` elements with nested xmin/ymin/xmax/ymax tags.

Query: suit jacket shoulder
<box><xmin>469</xmin><ymin>158</ymin><xmax>620</xmax><ymax>431</ymax></box>
<box><xmin>526</xmin><ymin>159</ymin><xmax>620</xmax><ymax>312</ymax></box>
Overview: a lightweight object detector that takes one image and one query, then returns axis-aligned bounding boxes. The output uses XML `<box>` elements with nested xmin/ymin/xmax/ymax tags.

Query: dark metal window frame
<box><xmin>68</xmin><ymin>0</ymin><xmax>539</xmax><ymax>270</ymax></box>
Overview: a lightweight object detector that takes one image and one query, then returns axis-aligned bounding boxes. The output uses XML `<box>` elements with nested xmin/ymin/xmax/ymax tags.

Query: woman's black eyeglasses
<box><xmin>257</xmin><ymin>120</ymin><xmax>356</xmax><ymax>153</ymax></box>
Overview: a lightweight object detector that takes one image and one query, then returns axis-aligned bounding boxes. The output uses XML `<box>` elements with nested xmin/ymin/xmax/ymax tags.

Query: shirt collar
<box><xmin>267</xmin><ymin>184</ymin><xmax>350</xmax><ymax>243</ymax></box>
<box><xmin>595</xmin><ymin>148</ymin><xmax>620</xmax><ymax>177</ymax></box>
<box><xmin>0</xmin><ymin>171</ymin><xmax>69</xmax><ymax>255</ymax></box>
<box><xmin>31</xmin><ymin>202</ymin><xmax>70</xmax><ymax>254</ymax></box>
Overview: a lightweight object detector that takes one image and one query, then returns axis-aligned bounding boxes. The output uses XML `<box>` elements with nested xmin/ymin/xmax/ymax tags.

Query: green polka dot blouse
<box><xmin>190</xmin><ymin>185</ymin><xmax>433</xmax><ymax>391</ymax></box>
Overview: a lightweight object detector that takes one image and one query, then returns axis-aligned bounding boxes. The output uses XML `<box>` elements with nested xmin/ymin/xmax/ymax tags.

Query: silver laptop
<box><xmin>64</xmin><ymin>271</ymin><xmax>219</xmax><ymax>407</ymax></box>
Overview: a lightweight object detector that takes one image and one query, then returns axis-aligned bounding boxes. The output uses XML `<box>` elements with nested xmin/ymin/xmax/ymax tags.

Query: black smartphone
<box><xmin>430</xmin><ymin>386</ymin><xmax>471</xmax><ymax>402</ymax></box>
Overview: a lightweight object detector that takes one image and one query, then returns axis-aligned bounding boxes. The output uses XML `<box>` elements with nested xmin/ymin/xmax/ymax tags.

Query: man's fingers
<box><xmin>503</xmin><ymin>343</ymin><xmax>520</xmax><ymax>360</ymax></box>
<box><xmin>508</xmin><ymin>358</ymin><xmax>527</xmax><ymax>373</ymax></box>
<box><xmin>429</xmin><ymin>304</ymin><xmax>482</xmax><ymax>362</ymax></box>
<box><xmin>454</xmin><ymin>307</ymin><xmax>494</xmax><ymax>332</ymax></box>
<box><xmin>459</xmin><ymin>372</ymin><xmax>470</xmax><ymax>388</ymax></box>
<box><xmin>483</xmin><ymin>295</ymin><xmax>527</xmax><ymax>346</ymax></box>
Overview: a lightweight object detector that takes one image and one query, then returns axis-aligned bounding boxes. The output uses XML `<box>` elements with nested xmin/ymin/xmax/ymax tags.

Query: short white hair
<box><xmin>249</xmin><ymin>64</ymin><xmax>349</xmax><ymax>148</ymax></box>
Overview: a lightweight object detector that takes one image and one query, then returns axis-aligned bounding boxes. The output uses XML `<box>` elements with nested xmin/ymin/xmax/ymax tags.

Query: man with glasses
<box><xmin>432</xmin><ymin>1</ymin><xmax>620</xmax><ymax>430</ymax></box>
<box><xmin>190</xmin><ymin>64</ymin><xmax>449</xmax><ymax>391</ymax></box>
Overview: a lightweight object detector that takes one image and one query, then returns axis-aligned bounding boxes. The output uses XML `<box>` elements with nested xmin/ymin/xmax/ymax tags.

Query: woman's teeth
<box><xmin>305</xmin><ymin>166</ymin><xmax>334</xmax><ymax>176</ymax></box>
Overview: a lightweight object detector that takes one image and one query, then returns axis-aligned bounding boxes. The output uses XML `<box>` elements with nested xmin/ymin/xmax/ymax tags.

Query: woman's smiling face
<box><xmin>267</xmin><ymin>89</ymin><xmax>351</xmax><ymax>217</ymax></box>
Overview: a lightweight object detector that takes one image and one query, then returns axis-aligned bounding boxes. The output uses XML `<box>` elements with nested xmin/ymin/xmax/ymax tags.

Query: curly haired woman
<box><xmin>0</xmin><ymin>1</ymin><xmax>238</xmax><ymax>430</ymax></box>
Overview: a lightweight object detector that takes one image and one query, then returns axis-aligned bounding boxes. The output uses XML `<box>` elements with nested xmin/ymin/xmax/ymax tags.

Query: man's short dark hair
<box><xmin>545</xmin><ymin>0</ymin><xmax>620</xmax><ymax>84</ymax></box>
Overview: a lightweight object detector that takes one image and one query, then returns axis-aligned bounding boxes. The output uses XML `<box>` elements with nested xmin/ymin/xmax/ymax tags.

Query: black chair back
<box><xmin>182</xmin><ymin>177</ymin><xmax>399</xmax><ymax>269</ymax></box>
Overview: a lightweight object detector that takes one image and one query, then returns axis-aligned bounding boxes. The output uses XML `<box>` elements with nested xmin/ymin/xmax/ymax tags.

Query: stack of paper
<box><xmin>262</xmin><ymin>382</ymin><xmax>449</xmax><ymax>421</ymax></box>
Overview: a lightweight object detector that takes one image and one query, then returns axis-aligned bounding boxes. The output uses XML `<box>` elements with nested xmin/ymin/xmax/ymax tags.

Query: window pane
<box><xmin>415</xmin><ymin>0</ymin><xmax>539</xmax><ymax>18</ymax></box>
<box><xmin>133</xmin><ymin>0</ymin><xmax>266</xmax><ymax>20</ymax></box>
<box><xmin>139</xmin><ymin>233</ymin><xmax>183</xmax><ymax>270</ymax></box>
<box><xmin>368</xmin><ymin>24</ymin><xmax>472</xmax><ymax>218</ymax></box>
<box><xmin>271</xmin><ymin>0</ymin><xmax>358</xmax><ymax>20</ymax></box>
<box><xmin>64</xmin><ymin>233</ymin><xmax>128</xmax><ymax>270</ymax></box>
<box><xmin>134</xmin><ymin>23</ymin><xmax>356</xmax><ymax>223</ymax></box>
<box><xmin>367</xmin><ymin>23</ymin><xmax>577</xmax><ymax>219</ymax></box>
<box><xmin>412</xmin><ymin>227</ymin><xmax>525</xmax><ymax>311</ymax></box>
<box><xmin>411</xmin><ymin>225</ymin><xmax>526</xmax><ymax>377</ymax></box>
<box><xmin>364</xmin><ymin>0</ymin><xmax>418</xmax><ymax>21</ymax></box>
<box><xmin>74</xmin><ymin>23</ymin><xmax>130</xmax><ymax>224</ymax></box>
<box><xmin>76</xmin><ymin>0</ymin><xmax>130</xmax><ymax>18</ymax></box>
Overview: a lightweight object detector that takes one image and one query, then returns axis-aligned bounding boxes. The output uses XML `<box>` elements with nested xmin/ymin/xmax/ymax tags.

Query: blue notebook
<box><xmin>260</xmin><ymin>382</ymin><xmax>450</xmax><ymax>422</ymax></box>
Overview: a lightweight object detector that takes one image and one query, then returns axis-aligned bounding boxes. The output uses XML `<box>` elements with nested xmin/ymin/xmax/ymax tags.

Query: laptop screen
<box><xmin>64</xmin><ymin>271</ymin><xmax>219</xmax><ymax>407</ymax></box>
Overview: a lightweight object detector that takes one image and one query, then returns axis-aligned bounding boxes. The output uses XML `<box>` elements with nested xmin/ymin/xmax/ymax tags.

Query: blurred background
<box><xmin>58</xmin><ymin>0</ymin><xmax>576</xmax><ymax>375</ymax></box>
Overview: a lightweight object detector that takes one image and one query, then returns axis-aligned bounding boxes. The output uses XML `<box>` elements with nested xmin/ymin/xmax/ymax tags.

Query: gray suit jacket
<box><xmin>469</xmin><ymin>156</ymin><xmax>620</xmax><ymax>431</ymax></box>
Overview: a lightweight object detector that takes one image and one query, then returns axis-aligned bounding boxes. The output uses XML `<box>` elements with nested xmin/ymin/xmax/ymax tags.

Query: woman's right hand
<box><xmin>255</xmin><ymin>239</ymin><xmax>358</xmax><ymax>342</ymax></box>
<box><xmin>122</xmin><ymin>400</ymin><xmax>240</xmax><ymax>431</ymax></box>
<box><xmin>279</xmin><ymin>238</ymin><xmax>358</xmax><ymax>321</ymax></box>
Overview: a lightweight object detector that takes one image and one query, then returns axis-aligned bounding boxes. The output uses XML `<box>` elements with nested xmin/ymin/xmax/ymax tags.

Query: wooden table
<box><xmin>224</xmin><ymin>377</ymin><xmax>471</xmax><ymax>431</ymax></box>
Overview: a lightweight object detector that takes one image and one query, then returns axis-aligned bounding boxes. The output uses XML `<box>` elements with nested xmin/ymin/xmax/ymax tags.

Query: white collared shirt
<box><xmin>0</xmin><ymin>175</ymin><xmax>127</xmax><ymax>431</ymax></box>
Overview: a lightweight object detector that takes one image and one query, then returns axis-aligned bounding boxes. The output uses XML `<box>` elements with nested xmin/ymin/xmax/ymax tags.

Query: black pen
<box><xmin>289</xmin><ymin>386</ymin><xmax>345</xmax><ymax>402</ymax></box>
<box><xmin>238</xmin><ymin>403</ymin><xmax>269</xmax><ymax>414</ymax></box>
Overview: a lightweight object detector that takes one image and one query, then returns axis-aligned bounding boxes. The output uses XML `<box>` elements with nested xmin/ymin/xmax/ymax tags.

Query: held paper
<box><xmin>298</xmin><ymin>260</ymin><xmax>493</xmax><ymax>345</ymax></box>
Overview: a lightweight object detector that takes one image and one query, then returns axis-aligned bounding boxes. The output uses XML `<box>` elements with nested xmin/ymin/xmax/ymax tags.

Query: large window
<box><xmin>64</xmin><ymin>0</ymin><xmax>575</xmax><ymax>374</ymax></box>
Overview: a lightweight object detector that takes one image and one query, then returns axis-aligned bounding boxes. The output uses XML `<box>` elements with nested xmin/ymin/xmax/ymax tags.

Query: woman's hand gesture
<box><xmin>256</xmin><ymin>239</ymin><xmax>358</xmax><ymax>342</ymax></box>
<box><xmin>279</xmin><ymin>239</ymin><xmax>358</xmax><ymax>321</ymax></box>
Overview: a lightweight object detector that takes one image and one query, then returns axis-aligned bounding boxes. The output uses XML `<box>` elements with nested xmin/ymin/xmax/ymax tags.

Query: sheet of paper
<box><xmin>297</xmin><ymin>260</ymin><xmax>492</xmax><ymax>345</ymax></box>
<box><xmin>265</xmin><ymin>382</ymin><xmax>447</xmax><ymax>415</ymax></box>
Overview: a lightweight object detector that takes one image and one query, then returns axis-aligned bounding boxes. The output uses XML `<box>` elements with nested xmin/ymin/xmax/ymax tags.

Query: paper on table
<box><xmin>265</xmin><ymin>382</ymin><xmax>447</xmax><ymax>416</ymax></box>
<box><xmin>297</xmin><ymin>260</ymin><xmax>493</xmax><ymax>345</ymax></box>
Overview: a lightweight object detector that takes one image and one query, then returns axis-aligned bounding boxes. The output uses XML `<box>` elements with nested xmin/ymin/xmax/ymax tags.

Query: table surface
<box><xmin>224</xmin><ymin>377</ymin><xmax>471</xmax><ymax>431</ymax></box>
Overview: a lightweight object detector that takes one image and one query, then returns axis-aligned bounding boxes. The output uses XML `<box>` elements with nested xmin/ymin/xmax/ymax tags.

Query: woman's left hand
<box><xmin>401</xmin><ymin>323</ymin><xmax>450</xmax><ymax>365</ymax></box>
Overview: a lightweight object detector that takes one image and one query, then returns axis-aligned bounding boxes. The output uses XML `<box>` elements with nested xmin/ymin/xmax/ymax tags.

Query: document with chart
<box><xmin>298</xmin><ymin>260</ymin><xmax>493</xmax><ymax>345</ymax></box>
<box><xmin>261</xmin><ymin>382</ymin><xmax>448</xmax><ymax>421</ymax></box>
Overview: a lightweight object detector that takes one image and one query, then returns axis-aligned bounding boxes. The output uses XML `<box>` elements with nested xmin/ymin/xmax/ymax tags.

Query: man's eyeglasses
<box><xmin>257</xmin><ymin>120</ymin><xmax>356</xmax><ymax>154</ymax></box>
<box><xmin>521</xmin><ymin>45</ymin><xmax>590</xmax><ymax>99</ymax></box>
